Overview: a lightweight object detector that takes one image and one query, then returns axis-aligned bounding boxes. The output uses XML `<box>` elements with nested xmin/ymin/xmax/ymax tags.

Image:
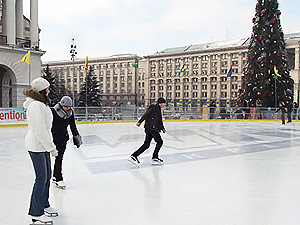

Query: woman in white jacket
<box><xmin>23</xmin><ymin>77</ymin><xmax>59</xmax><ymax>224</ymax></box>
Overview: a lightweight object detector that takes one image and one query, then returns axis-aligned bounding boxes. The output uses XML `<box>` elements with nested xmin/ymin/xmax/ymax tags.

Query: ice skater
<box><xmin>128</xmin><ymin>97</ymin><xmax>166</xmax><ymax>165</ymax></box>
<box><xmin>51</xmin><ymin>96</ymin><xmax>82</xmax><ymax>189</ymax></box>
<box><xmin>23</xmin><ymin>77</ymin><xmax>59</xmax><ymax>224</ymax></box>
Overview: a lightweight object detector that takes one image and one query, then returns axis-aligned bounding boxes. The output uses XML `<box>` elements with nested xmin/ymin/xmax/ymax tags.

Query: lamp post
<box><xmin>70</xmin><ymin>38</ymin><xmax>77</xmax><ymax>107</ymax></box>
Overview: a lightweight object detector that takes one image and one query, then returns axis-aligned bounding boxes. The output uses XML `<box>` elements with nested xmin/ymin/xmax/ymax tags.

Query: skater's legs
<box><xmin>151</xmin><ymin>130</ymin><xmax>163</xmax><ymax>159</ymax></box>
<box><xmin>281</xmin><ymin>110</ymin><xmax>285</xmax><ymax>124</ymax></box>
<box><xmin>132</xmin><ymin>129</ymin><xmax>153</xmax><ymax>157</ymax></box>
<box><xmin>287</xmin><ymin>112</ymin><xmax>292</xmax><ymax>122</ymax></box>
<box><xmin>53</xmin><ymin>143</ymin><xmax>66</xmax><ymax>181</ymax></box>
<box><xmin>43</xmin><ymin>153</ymin><xmax>51</xmax><ymax>208</ymax></box>
<box><xmin>28</xmin><ymin>152</ymin><xmax>50</xmax><ymax>217</ymax></box>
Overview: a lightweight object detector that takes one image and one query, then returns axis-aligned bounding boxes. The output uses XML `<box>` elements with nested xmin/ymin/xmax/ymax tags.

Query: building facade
<box><xmin>43</xmin><ymin>33</ymin><xmax>300</xmax><ymax>107</ymax></box>
<box><xmin>42</xmin><ymin>54</ymin><xmax>141</xmax><ymax>106</ymax></box>
<box><xmin>0</xmin><ymin>0</ymin><xmax>44</xmax><ymax>107</ymax></box>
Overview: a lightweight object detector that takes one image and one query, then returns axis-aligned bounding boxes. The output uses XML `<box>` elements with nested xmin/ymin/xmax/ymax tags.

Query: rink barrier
<box><xmin>1</xmin><ymin>105</ymin><xmax>299</xmax><ymax>127</ymax></box>
<box><xmin>1</xmin><ymin>119</ymin><xmax>299</xmax><ymax>128</ymax></box>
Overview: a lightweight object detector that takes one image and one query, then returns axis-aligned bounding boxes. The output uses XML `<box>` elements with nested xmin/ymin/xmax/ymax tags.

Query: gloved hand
<box><xmin>162</xmin><ymin>129</ymin><xmax>166</xmax><ymax>133</ymax></box>
<box><xmin>136</xmin><ymin>122</ymin><xmax>141</xmax><ymax>127</ymax></box>
<box><xmin>73</xmin><ymin>135</ymin><xmax>82</xmax><ymax>148</ymax></box>
<box><xmin>50</xmin><ymin>149</ymin><xmax>58</xmax><ymax>157</ymax></box>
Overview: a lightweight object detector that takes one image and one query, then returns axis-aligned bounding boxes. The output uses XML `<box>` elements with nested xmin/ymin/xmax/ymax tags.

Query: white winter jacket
<box><xmin>23</xmin><ymin>97</ymin><xmax>56</xmax><ymax>152</ymax></box>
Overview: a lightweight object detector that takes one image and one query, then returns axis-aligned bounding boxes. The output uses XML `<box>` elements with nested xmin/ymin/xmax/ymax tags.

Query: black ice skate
<box><xmin>31</xmin><ymin>214</ymin><xmax>53</xmax><ymax>224</ymax></box>
<box><xmin>151</xmin><ymin>157</ymin><xmax>164</xmax><ymax>165</ymax></box>
<box><xmin>127</xmin><ymin>155</ymin><xmax>140</xmax><ymax>165</ymax></box>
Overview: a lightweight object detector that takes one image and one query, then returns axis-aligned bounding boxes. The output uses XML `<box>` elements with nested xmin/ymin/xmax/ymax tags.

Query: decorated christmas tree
<box><xmin>238</xmin><ymin>0</ymin><xmax>294</xmax><ymax>107</ymax></box>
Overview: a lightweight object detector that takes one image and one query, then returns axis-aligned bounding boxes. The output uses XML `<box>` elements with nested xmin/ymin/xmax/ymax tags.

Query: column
<box><xmin>3</xmin><ymin>0</ymin><xmax>16</xmax><ymax>45</ymax></box>
<box><xmin>16</xmin><ymin>0</ymin><xmax>24</xmax><ymax>39</ymax></box>
<box><xmin>295</xmin><ymin>47</ymin><xmax>300</xmax><ymax>70</ymax></box>
<box><xmin>30</xmin><ymin>0</ymin><xmax>39</xmax><ymax>48</ymax></box>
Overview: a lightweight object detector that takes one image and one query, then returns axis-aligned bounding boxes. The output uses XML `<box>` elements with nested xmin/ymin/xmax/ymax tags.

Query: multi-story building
<box><xmin>44</xmin><ymin>32</ymin><xmax>300</xmax><ymax>107</ymax></box>
<box><xmin>0</xmin><ymin>0</ymin><xmax>44</xmax><ymax>107</ymax></box>
<box><xmin>42</xmin><ymin>54</ymin><xmax>142</xmax><ymax>106</ymax></box>
<box><xmin>143</xmin><ymin>32</ymin><xmax>300</xmax><ymax>107</ymax></box>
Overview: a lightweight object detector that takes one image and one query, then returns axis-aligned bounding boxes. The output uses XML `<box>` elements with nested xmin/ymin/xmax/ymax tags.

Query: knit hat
<box><xmin>60</xmin><ymin>96</ymin><xmax>73</xmax><ymax>107</ymax></box>
<box><xmin>157</xmin><ymin>97</ymin><xmax>166</xmax><ymax>103</ymax></box>
<box><xmin>31</xmin><ymin>77</ymin><xmax>50</xmax><ymax>92</ymax></box>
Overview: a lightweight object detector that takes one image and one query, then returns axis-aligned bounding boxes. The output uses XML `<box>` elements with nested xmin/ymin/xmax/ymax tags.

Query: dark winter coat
<box><xmin>287</xmin><ymin>103</ymin><xmax>293</xmax><ymax>113</ymax></box>
<box><xmin>138</xmin><ymin>104</ymin><xmax>165</xmax><ymax>132</ymax></box>
<box><xmin>51</xmin><ymin>103</ymin><xmax>79</xmax><ymax>145</ymax></box>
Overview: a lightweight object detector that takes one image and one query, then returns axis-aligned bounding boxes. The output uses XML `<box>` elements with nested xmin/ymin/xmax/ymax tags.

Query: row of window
<box><xmin>150</xmin><ymin>83</ymin><xmax>239</xmax><ymax>91</ymax></box>
<box><xmin>150</xmin><ymin>91</ymin><xmax>238</xmax><ymax>98</ymax></box>
<box><xmin>150</xmin><ymin>52</ymin><xmax>248</xmax><ymax>65</ymax></box>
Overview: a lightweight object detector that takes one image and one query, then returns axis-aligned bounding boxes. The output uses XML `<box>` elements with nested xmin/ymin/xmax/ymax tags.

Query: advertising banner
<box><xmin>0</xmin><ymin>107</ymin><xmax>26</xmax><ymax>123</ymax></box>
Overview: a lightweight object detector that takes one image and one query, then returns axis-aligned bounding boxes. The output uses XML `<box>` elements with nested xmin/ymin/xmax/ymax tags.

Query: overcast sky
<box><xmin>23</xmin><ymin>0</ymin><xmax>300</xmax><ymax>62</ymax></box>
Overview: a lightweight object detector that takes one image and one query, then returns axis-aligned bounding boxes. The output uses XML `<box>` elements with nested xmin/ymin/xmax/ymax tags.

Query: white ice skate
<box><xmin>31</xmin><ymin>214</ymin><xmax>53</xmax><ymax>224</ymax></box>
<box><xmin>44</xmin><ymin>206</ymin><xmax>59</xmax><ymax>217</ymax></box>
<box><xmin>127</xmin><ymin>155</ymin><xmax>140</xmax><ymax>165</ymax></box>
<box><xmin>151</xmin><ymin>158</ymin><xmax>164</xmax><ymax>165</ymax></box>
<box><xmin>53</xmin><ymin>180</ymin><xmax>66</xmax><ymax>190</ymax></box>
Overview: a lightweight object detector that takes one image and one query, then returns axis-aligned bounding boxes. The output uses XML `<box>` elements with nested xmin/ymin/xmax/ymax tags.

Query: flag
<box><xmin>14</xmin><ymin>50</ymin><xmax>31</xmax><ymax>64</ymax></box>
<box><xmin>178</xmin><ymin>64</ymin><xmax>187</xmax><ymax>75</ymax></box>
<box><xmin>84</xmin><ymin>56</ymin><xmax>88</xmax><ymax>71</ymax></box>
<box><xmin>273</xmin><ymin>66</ymin><xmax>282</xmax><ymax>80</ymax></box>
<box><xmin>133</xmin><ymin>59</ymin><xmax>139</xmax><ymax>68</ymax></box>
<box><xmin>226</xmin><ymin>66</ymin><xmax>232</xmax><ymax>77</ymax></box>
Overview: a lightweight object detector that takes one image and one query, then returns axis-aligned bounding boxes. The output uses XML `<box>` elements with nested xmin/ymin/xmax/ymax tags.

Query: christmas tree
<box><xmin>78</xmin><ymin>66</ymin><xmax>102</xmax><ymax>106</ymax></box>
<box><xmin>42</xmin><ymin>65</ymin><xmax>59</xmax><ymax>106</ymax></box>
<box><xmin>238</xmin><ymin>0</ymin><xmax>294</xmax><ymax>107</ymax></box>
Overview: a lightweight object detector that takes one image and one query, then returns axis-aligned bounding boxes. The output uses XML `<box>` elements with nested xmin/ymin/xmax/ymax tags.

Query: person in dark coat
<box><xmin>51</xmin><ymin>96</ymin><xmax>82</xmax><ymax>189</ymax></box>
<box><xmin>128</xmin><ymin>97</ymin><xmax>166</xmax><ymax>165</ymax></box>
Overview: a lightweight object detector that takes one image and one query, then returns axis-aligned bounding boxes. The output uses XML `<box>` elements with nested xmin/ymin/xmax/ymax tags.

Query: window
<box><xmin>221</xmin><ymin>92</ymin><xmax>227</xmax><ymax>98</ymax></box>
<box><xmin>201</xmin><ymin>55</ymin><xmax>209</xmax><ymax>61</ymax></box>
<box><xmin>201</xmin><ymin>92</ymin><xmax>207</xmax><ymax>97</ymax></box>
<box><xmin>192</xmin><ymin>92</ymin><xmax>198</xmax><ymax>98</ymax></box>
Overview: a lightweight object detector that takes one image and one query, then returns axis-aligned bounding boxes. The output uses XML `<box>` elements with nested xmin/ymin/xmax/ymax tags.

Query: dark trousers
<box><xmin>281</xmin><ymin>110</ymin><xmax>286</xmax><ymax>124</ymax></box>
<box><xmin>53</xmin><ymin>142</ymin><xmax>67</xmax><ymax>182</ymax></box>
<box><xmin>287</xmin><ymin>111</ymin><xmax>292</xmax><ymax>122</ymax></box>
<box><xmin>28</xmin><ymin>151</ymin><xmax>51</xmax><ymax>216</ymax></box>
<box><xmin>132</xmin><ymin>129</ymin><xmax>163</xmax><ymax>159</ymax></box>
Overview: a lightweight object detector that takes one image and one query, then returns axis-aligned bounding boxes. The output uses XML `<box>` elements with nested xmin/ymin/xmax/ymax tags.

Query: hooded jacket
<box><xmin>138</xmin><ymin>104</ymin><xmax>165</xmax><ymax>132</ymax></box>
<box><xmin>23</xmin><ymin>90</ymin><xmax>56</xmax><ymax>152</ymax></box>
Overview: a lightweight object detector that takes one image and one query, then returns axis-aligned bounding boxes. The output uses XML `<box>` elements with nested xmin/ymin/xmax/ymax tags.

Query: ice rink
<box><xmin>1</xmin><ymin>121</ymin><xmax>300</xmax><ymax>225</ymax></box>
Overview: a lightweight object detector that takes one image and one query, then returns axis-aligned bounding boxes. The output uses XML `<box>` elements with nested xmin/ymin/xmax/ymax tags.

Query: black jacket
<box><xmin>138</xmin><ymin>104</ymin><xmax>165</xmax><ymax>132</ymax></box>
<box><xmin>51</xmin><ymin>104</ymin><xmax>79</xmax><ymax>144</ymax></box>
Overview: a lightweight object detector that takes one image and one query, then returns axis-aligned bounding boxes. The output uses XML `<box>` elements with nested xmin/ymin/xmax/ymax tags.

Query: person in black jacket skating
<box><xmin>128</xmin><ymin>97</ymin><xmax>166</xmax><ymax>165</ymax></box>
<box><xmin>51</xmin><ymin>96</ymin><xmax>82</xmax><ymax>189</ymax></box>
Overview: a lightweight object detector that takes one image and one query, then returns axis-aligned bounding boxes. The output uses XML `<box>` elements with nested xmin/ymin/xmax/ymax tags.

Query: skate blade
<box><xmin>151</xmin><ymin>162</ymin><xmax>164</xmax><ymax>166</ymax></box>
<box><xmin>54</xmin><ymin>183</ymin><xmax>66</xmax><ymax>190</ymax></box>
<box><xmin>44</xmin><ymin>211</ymin><xmax>59</xmax><ymax>217</ymax></box>
<box><xmin>127</xmin><ymin>158</ymin><xmax>140</xmax><ymax>166</ymax></box>
<box><xmin>31</xmin><ymin>219</ymin><xmax>53</xmax><ymax>224</ymax></box>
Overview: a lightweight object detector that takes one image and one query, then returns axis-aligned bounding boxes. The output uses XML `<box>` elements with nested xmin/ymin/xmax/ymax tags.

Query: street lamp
<box><xmin>70</xmin><ymin>38</ymin><xmax>77</xmax><ymax>107</ymax></box>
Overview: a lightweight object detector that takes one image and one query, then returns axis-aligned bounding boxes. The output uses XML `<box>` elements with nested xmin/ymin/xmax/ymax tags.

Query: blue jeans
<box><xmin>28</xmin><ymin>151</ymin><xmax>51</xmax><ymax>216</ymax></box>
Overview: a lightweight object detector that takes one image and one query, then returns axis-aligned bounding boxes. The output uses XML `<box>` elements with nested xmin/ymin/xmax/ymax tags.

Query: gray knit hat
<box><xmin>60</xmin><ymin>96</ymin><xmax>73</xmax><ymax>107</ymax></box>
